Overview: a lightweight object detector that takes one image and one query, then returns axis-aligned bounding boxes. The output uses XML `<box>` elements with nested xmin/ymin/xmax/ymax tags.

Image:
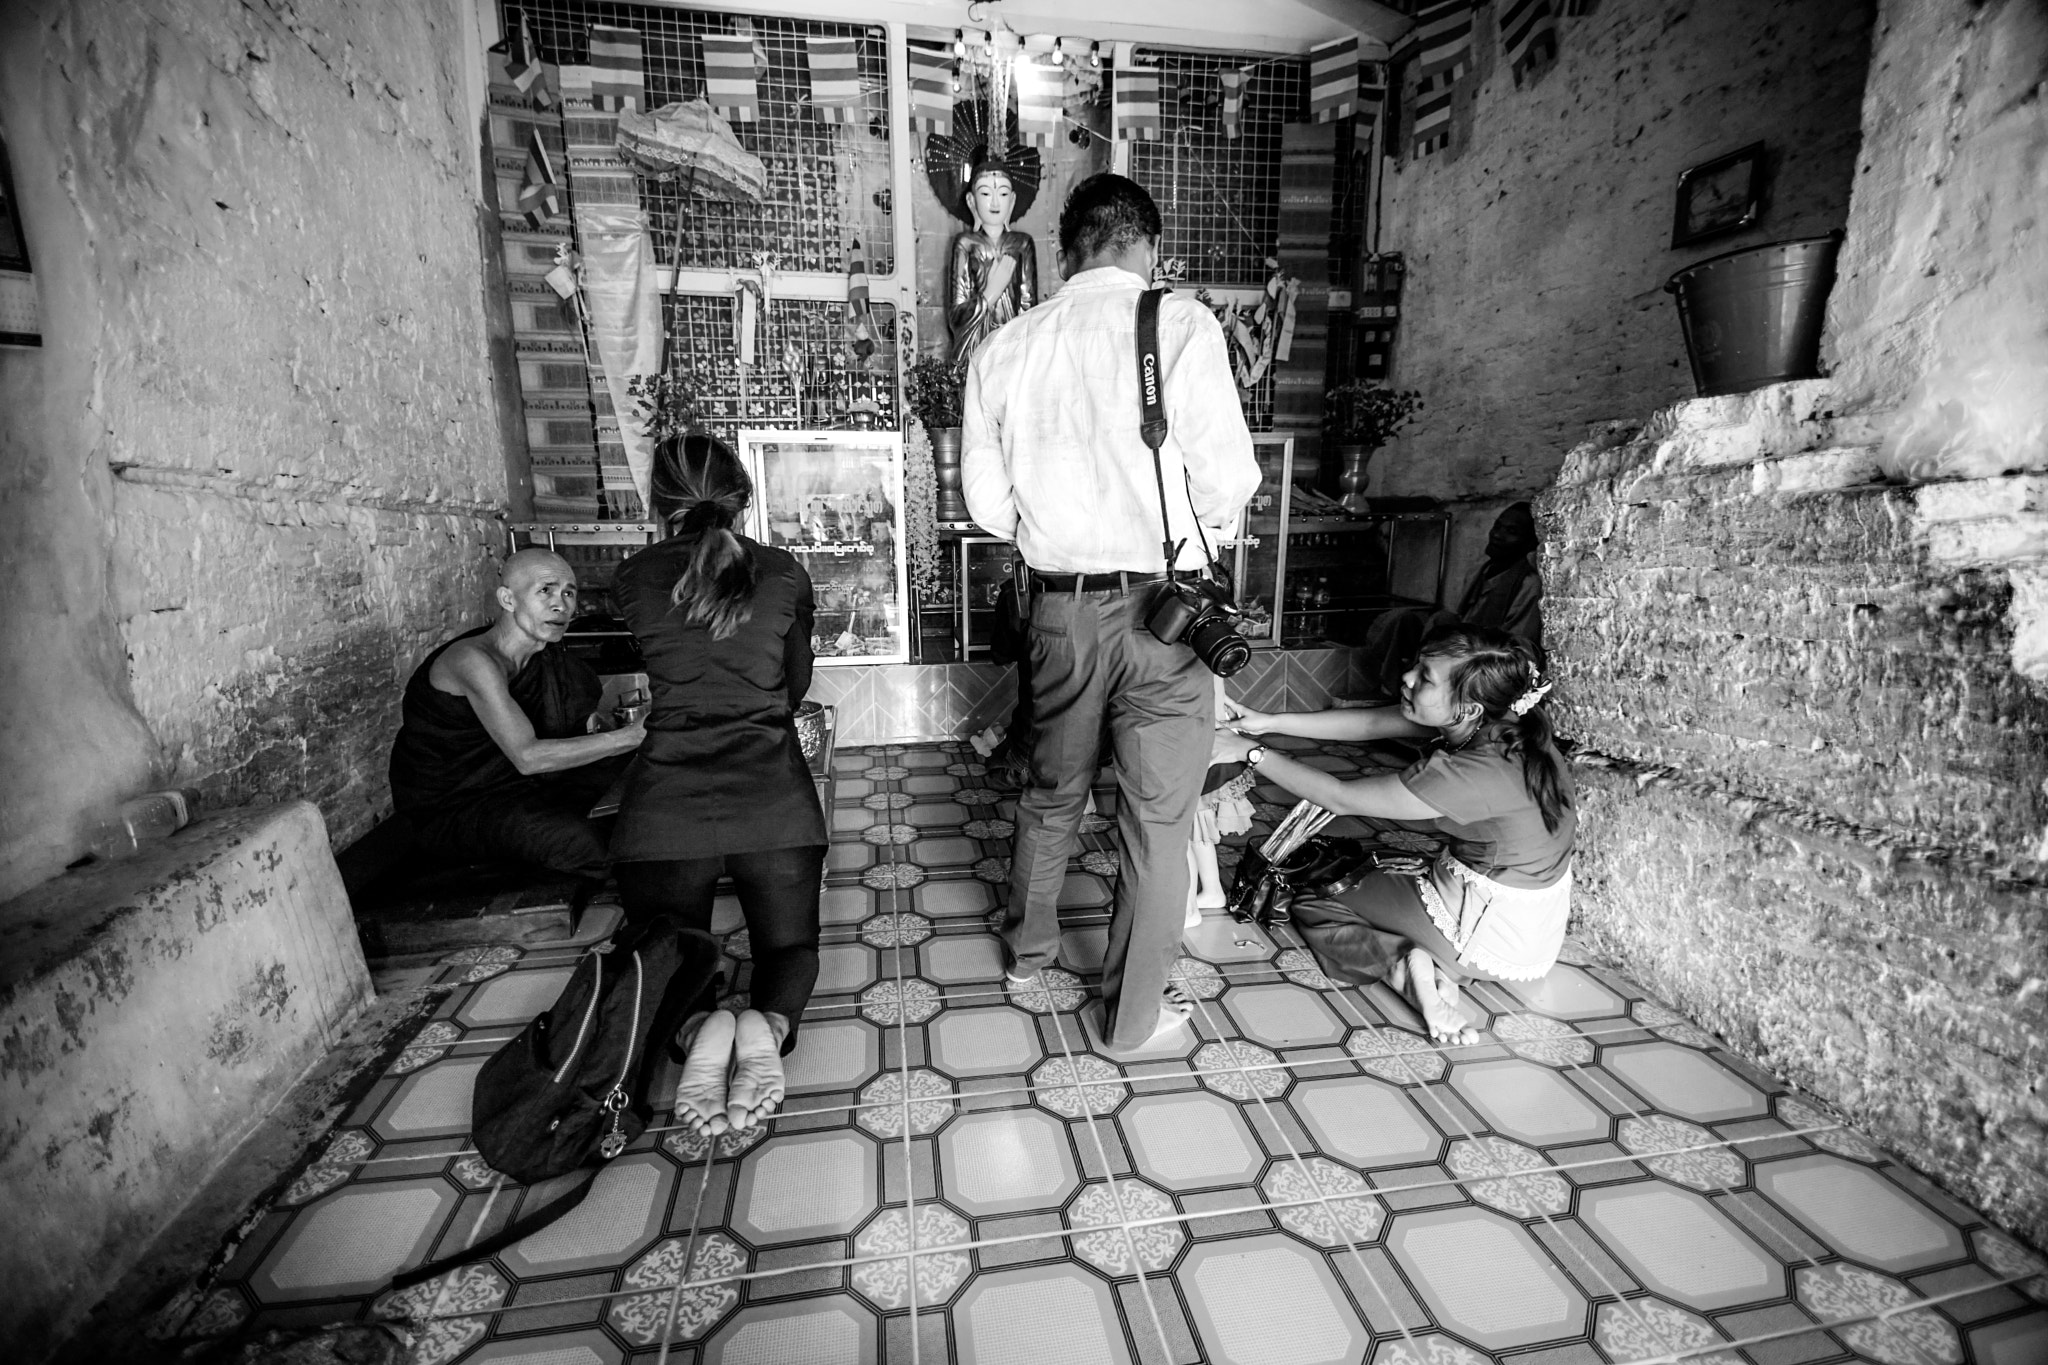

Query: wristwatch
<box><xmin>1244</xmin><ymin>744</ymin><xmax>1268</xmax><ymax>768</ymax></box>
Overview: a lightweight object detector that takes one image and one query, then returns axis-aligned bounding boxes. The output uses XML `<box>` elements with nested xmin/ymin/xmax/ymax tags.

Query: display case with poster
<box><xmin>737</xmin><ymin>430</ymin><xmax>910</xmax><ymax>666</ymax></box>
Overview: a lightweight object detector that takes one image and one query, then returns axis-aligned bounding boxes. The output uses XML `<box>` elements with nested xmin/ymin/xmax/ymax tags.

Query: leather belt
<box><xmin>1027</xmin><ymin>569</ymin><xmax>1172</xmax><ymax>594</ymax></box>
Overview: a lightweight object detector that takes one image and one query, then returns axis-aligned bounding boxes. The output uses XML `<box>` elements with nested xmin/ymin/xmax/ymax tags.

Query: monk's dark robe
<box><xmin>388</xmin><ymin>628</ymin><xmax>626</xmax><ymax>878</ymax></box>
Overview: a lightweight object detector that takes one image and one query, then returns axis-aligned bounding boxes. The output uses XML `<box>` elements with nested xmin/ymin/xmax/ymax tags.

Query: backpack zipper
<box><xmin>552</xmin><ymin>952</ymin><xmax>603</xmax><ymax>1086</ymax></box>
<box><xmin>597</xmin><ymin>951</ymin><xmax>644</xmax><ymax>1160</ymax></box>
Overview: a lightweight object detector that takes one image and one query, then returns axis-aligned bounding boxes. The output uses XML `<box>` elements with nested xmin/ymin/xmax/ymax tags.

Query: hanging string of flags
<box><xmin>494</xmin><ymin>2</ymin><xmax>1602</xmax><ymax>175</ymax></box>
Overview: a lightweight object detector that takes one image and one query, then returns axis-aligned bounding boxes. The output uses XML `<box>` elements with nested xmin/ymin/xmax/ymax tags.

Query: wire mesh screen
<box><xmin>664</xmin><ymin>294</ymin><xmax>900</xmax><ymax>443</ymax></box>
<box><xmin>511</xmin><ymin>2</ymin><xmax>895</xmax><ymax>274</ymax></box>
<box><xmin>1127</xmin><ymin>52</ymin><xmax>1305</xmax><ymax>289</ymax></box>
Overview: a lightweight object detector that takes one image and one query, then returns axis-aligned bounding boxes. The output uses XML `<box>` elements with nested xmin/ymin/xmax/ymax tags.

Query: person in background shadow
<box><xmin>388</xmin><ymin>548</ymin><xmax>644</xmax><ymax>913</ymax></box>
<box><xmin>1356</xmin><ymin>501</ymin><xmax>1547</xmax><ymax>700</ymax></box>
<box><xmin>609</xmin><ymin>433</ymin><xmax>829</xmax><ymax>1139</ymax></box>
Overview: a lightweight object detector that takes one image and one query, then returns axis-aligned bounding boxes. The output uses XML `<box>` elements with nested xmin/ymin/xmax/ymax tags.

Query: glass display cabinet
<box><xmin>1228</xmin><ymin>434</ymin><xmax>1449</xmax><ymax>649</ymax></box>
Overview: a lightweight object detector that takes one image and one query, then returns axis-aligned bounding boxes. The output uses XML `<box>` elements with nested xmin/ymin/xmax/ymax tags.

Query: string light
<box><xmin>1088</xmin><ymin>40</ymin><xmax>1101</xmax><ymax>68</ymax></box>
<box><xmin>1052</xmin><ymin>36</ymin><xmax>1064</xmax><ymax>61</ymax></box>
<box><xmin>953</xmin><ymin>28</ymin><xmax>965</xmax><ymax>58</ymax></box>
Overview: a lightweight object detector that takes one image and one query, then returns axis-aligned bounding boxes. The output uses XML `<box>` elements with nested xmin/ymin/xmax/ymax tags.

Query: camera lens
<box><xmin>1187</xmin><ymin>613</ymin><xmax>1252</xmax><ymax>676</ymax></box>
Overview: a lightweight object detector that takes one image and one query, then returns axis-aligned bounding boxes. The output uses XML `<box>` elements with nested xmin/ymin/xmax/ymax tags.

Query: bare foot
<box><xmin>673</xmin><ymin>1010</ymin><xmax>735</xmax><ymax>1138</ymax></box>
<box><xmin>1404</xmin><ymin>948</ymin><xmax>1482</xmax><ymax>1047</ymax></box>
<box><xmin>725</xmin><ymin>1009</ymin><xmax>787</xmax><ymax>1132</ymax></box>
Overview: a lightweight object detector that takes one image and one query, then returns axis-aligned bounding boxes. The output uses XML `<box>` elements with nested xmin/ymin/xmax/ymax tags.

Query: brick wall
<box><xmin>0</xmin><ymin>0</ymin><xmax>503</xmax><ymax>899</ymax></box>
<box><xmin>1374</xmin><ymin>0</ymin><xmax>1873</xmax><ymax>503</ymax></box>
<box><xmin>1541</xmin><ymin>384</ymin><xmax>2048</xmax><ymax>1244</ymax></box>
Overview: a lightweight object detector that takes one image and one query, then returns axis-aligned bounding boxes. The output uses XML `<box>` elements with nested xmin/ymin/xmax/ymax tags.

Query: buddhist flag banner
<box><xmin>556</xmin><ymin>62</ymin><xmax>593</xmax><ymax>109</ymax></box>
<box><xmin>1115</xmin><ymin>67</ymin><xmax>1161</xmax><ymax>141</ymax></box>
<box><xmin>703</xmin><ymin>31</ymin><xmax>760</xmax><ymax>123</ymax></box>
<box><xmin>1411</xmin><ymin>0</ymin><xmax>1474</xmax><ymax>155</ymax></box>
<box><xmin>1309</xmin><ymin>35</ymin><xmax>1360</xmax><ymax>123</ymax></box>
<box><xmin>1015</xmin><ymin>58</ymin><xmax>1063</xmax><ymax>147</ymax></box>
<box><xmin>907</xmin><ymin>42</ymin><xmax>952</xmax><ymax>135</ymax></box>
<box><xmin>1358</xmin><ymin>62</ymin><xmax>1387</xmax><ymax>138</ymax></box>
<box><xmin>806</xmin><ymin>35</ymin><xmax>861</xmax><ymax>121</ymax></box>
<box><xmin>1415</xmin><ymin>0</ymin><xmax>1475</xmax><ymax>85</ymax></box>
<box><xmin>588</xmin><ymin>24</ymin><xmax>644</xmax><ymax>112</ymax></box>
<box><xmin>1499</xmin><ymin>0</ymin><xmax>1559</xmax><ymax>86</ymax></box>
<box><xmin>505</xmin><ymin>11</ymin><xmax>553</xmax><ymax>107</ymax></box>
<box><xmin>516</xmin><ymin>127</ymin><xmax>562</xmax><ymax>229</ymax></box>
<box><xmin>1219</xmin><ymin>68</ymin><xmax>1245</xmax><ymax>138</ymax></box>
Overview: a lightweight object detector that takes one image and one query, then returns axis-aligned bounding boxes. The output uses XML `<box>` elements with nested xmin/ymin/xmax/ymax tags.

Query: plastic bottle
<box><xmin>85</xmin><ymin>789</ymin><xmax>196</xmax><ymax>861</ymax></box>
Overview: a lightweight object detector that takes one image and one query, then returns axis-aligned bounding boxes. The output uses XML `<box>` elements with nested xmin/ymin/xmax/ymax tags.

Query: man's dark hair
<box><xmin>1059</xmin><ymin>173</ymin><xmax>1162</xmax><ymax>261</ymax></box>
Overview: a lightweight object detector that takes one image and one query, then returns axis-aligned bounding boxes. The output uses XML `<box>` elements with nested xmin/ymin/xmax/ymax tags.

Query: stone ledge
<box><xmin>0</xmin><ymin>801</ymin><xmax>372</xmax><ymax>1361</ymax></box>
<box><xmin>1569</xmin><ymin>760</ymin><xmax>2048</xmax><ymax>1247</ymax></box>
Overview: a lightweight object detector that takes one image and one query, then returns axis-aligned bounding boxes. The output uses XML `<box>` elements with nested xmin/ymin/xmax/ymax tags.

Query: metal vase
<box><xmin>930</xmin><ymin>425</ymin><xmax>969</xmax><ymax>522</ymax></box>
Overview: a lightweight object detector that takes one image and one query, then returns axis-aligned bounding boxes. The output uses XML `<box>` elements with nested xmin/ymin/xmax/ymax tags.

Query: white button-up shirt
<box><xmin>961</xmin><ymin>267</ymin><xmax>1261</xmax><ymax>574</ymax></box>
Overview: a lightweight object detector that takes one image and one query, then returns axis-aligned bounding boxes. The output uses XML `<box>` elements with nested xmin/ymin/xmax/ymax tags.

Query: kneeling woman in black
<box><xmin>611</xmin><ymin>433</ymin><xmax>828</xmax><ymax>1137</ymax></box>
<box><xmin>1210</xmin><ymin>623</ymin><xmax>1575</xmax><ymax>1046</ymax></box>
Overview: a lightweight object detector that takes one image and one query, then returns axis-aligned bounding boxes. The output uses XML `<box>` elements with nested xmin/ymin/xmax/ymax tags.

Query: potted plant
<box><xmin>904</xmin><ymin>355</ymin><xmax>968</xmax><ymax>521</ymax></box>
<box><xmin>1324</xmin><ymin>382</ymin><xmax>1423</xmax><ymax>513</ymax></box>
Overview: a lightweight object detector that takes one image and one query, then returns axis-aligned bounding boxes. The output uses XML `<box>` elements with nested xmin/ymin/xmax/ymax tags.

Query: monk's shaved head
<box><xmin>501</xmin><ymin>548</ymin><xmax>576</xmax><ymax>594</ymax></box>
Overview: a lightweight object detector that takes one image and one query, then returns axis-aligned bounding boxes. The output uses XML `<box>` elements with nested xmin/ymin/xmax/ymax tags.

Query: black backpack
<box><xmin>388</xmin><ymin>918</ymin><xmax>719</xmax><ymax>1291</ymax></box>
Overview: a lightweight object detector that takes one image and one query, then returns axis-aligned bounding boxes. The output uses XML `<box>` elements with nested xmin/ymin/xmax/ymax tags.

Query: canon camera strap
<box><xmin>1135</xmin><ymin>288</ymin><xmax>1179</xmax><ymax>578</ymax></box>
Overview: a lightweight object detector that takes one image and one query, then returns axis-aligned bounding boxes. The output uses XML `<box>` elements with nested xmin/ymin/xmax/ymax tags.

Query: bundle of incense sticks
<box><xmin>1262</xmin><ymin>800</ymin><xmax>1337</xmax><ymax>864</ymax></box>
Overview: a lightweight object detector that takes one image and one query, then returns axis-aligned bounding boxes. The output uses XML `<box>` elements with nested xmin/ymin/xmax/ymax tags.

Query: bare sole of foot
<box><xmin>1404</xmin><ymin>948</ymin><xmax>1482</xmax><ymax>1046</ymax></box>
<box><xmin>674</xmin><ymin>1010</ymin><xmax>736</xmax><ymax>1138</ymax></box>
<box><xmin>725</xmin><ymin>1009</ymin><xmax>787</xmax><ymax>1132</ymax></box>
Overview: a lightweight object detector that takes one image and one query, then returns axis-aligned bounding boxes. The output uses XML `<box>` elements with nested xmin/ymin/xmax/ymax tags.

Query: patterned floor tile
<box><xmin>170</xmin><ymin>738</ymin><xmax>2044</xmax><ymax>1365</ymax></box>
<box><xmin>1386</xmin><ymin>1208</ymin><xmax>1590</xmax><ymax>1349</ymax></box>
<box><xmin>1180</xmin><ymin>1235</ymin><xmax>1372</xmax><ymax>1365</ymax></box>
<box><xmin>1579</xmin><ymin>1183</ymin><xmax>1785</xmax><ymax>1310</ymax></box>
<box><xmin>701</xmin><ymin>1294</ymin><xmax>880</xmax><ymax>1365</ymax></box>
<box><xmin>954</xmin><ymin>1263</ymin><xmax>1133</xmax><ymax>1365</ymax></box>
<box><xmin>1120</xmin><ymin>1092</ymin><xmax>1266</xmax><ymax>1190</ymax></box>
<box><xmin>731</xmin><ymin>1131</ymin><xmax>880</xmax><ymax>1243</ymax></box>
<box><xmin>939</xmin><ymin>1109</ymin><xmax>1080</xmax><ymax>1215</ymax></box>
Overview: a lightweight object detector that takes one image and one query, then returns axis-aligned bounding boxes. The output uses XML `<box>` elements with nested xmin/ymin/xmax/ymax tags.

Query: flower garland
<box><xmin>902</xmin><ymin>417</ymin><xmax>942</xmax><ymax>599</ymax></box>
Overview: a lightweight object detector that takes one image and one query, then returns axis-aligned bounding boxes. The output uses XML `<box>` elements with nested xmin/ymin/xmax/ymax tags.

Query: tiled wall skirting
<box><xmin>804</xmin><ymin>648</ymin><xmax>1367</xmax><ymax>747</ymax></box>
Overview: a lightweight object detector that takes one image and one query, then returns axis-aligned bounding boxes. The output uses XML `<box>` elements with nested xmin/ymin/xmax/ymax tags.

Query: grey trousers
<box><xmin>1001</xmin><ymin>581</ymin><xmax>1212</xmax><ymax>1053</ymax></box>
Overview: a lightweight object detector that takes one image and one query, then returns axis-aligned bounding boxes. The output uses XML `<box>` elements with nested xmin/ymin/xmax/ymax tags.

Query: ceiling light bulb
<box><xmin>1088</xmin><ymin>41</ymin><xmax>1101</xmax><ymax>68</ymax></box>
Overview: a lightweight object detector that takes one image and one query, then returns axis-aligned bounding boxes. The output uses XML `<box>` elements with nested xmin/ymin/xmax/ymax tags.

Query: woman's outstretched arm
<box><xmin>1222</xmin><ymin>699</ymin><xmax>1434</xmax><ymax>745</ymax></box>
<box><xmin>1212</xmin><ymin>727</ymin><xmax>1440</xmax><ymax>821</ymax></box>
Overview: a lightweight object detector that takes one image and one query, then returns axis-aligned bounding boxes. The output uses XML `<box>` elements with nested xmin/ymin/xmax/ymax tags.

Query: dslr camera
<box><xmin>1145</xmin><ymin>576</ymin><xmax>1252</xmax><ymax>677</ymax></box>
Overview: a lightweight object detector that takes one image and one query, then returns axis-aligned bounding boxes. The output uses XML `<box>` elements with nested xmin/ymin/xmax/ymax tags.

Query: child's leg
<box><xmin>1184</xmin><ymin>840</ymin><xmax>1202</xmax><ymax>929</ymax></box>
<box><xmin>1192</xmin><ymin>834</ymin><xmax>1226</xmax><ymax>909</ymax></box>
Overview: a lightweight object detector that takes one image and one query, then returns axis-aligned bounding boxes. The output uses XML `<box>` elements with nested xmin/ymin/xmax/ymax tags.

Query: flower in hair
<box><xmin>1510</xmin><ymin>676</ymin><xmax>1554</xmax><ymax>717</ymax></box>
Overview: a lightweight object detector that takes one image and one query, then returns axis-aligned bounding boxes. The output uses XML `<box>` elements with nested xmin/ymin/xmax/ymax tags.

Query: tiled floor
<box><xmin>159</xmin><ymin>739</ymin><xmax>2048</xmax><ymax>1364</ymax></box>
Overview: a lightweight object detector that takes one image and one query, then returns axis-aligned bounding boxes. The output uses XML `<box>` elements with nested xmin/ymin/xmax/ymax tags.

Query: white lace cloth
<box><xmin>1412</xmin><ymin>852</ymin><xmax>1572</xmax><ymax>981</ymax></box>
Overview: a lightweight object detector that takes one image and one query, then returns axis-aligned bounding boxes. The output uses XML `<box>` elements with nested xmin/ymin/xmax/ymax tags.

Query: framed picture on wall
<box><xmin>1671</xmin><ymin>142</ymin><xmax>1766</xmax><ymax>249</ymax></box>
<box><xmin>737</xmin><ymin>429</ymin><xmax>910</xmax><ymax>666</ymax></box>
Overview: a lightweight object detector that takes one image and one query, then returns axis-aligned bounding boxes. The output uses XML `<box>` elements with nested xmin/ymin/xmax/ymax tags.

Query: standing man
<box><xmin>962</xmin><ymin>173</ymin><xmax>1260</xmax><ymax>1055</ymax></box>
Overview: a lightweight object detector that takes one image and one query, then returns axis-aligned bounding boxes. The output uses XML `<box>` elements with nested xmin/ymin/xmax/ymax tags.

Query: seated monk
<box><xmin>388</xmin><ymin>548</ymin><xmax>645</xmax><ymax>902</ymax></box>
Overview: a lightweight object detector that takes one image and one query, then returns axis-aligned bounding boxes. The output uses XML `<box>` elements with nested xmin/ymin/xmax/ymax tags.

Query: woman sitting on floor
<box><xmin>611</xmin><ymin>433</ymin><xmax>828</xmax><ymax>1137</ymax></box>
<box><xmin>1209</xmin><ymin>623</ymin><xmax>1575</xmax><ymax>1045</ymax></box>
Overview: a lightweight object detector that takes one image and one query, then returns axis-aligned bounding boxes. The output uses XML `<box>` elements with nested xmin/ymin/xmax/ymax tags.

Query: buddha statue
<box><xmin>946</xmin><ymin>158</ymin><xmax>1039</xmax><ymax>381</ymax></box>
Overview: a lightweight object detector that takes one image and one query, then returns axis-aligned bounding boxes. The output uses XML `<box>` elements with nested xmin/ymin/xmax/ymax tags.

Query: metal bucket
<box><xmin>1665</xmin><ymin>234</ymin><xmax>1842</xmax><ymax>397</ymax></box>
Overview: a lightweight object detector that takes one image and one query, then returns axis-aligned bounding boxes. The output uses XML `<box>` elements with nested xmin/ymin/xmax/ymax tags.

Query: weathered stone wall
<box><xmin>1824</xmin><ymin>0</ymin><xmax>2048</xmax><ymax>482</ymax></box>
<box><xmin>0</xmin><ymin>0</ymin><xmax>503</xmax><ymax>903</ymax></box>
<box><xmin>0</xmin><ymin>802</ymin><xmax>371</xmax><ymax>1360</ymax></box>
<box><xmin>1375</xmin><ymin>0</ymin><xmax>1873</xmax><ymax>502</ymax></box>
<box><xmin>1541</xmin><ymin>384</ymin><xmax>2048</xmax><ymax>1244</ymax></box>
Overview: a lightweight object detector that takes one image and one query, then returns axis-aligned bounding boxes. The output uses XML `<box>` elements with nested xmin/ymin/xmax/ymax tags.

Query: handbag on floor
<box><xmin>386</xmin><ymin>919</ymin><xmax>719</xmax><ymax>1292</ymax></box>
<box><xmin>1226</xmin><ymin>836</ymin><xmax>1372</xmax><ymax>928</ymax></box>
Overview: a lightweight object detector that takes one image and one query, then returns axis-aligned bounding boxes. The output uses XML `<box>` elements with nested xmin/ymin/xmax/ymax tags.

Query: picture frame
<box><xmin>1671</xmin><ymin>142</ymin><xmax>1766</xmax><ymax>249</ymax></box>
<box><xmin>737</xmin><ymin>429</ymin><xmax>910</xmax><ymax>666</ymax></box>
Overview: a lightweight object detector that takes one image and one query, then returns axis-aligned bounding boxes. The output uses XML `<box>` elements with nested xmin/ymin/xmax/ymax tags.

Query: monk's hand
<box><xmin>1211</xmin><ymin>726</ymin><xmax>1255</xmax><ymax>765</ymax></box>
